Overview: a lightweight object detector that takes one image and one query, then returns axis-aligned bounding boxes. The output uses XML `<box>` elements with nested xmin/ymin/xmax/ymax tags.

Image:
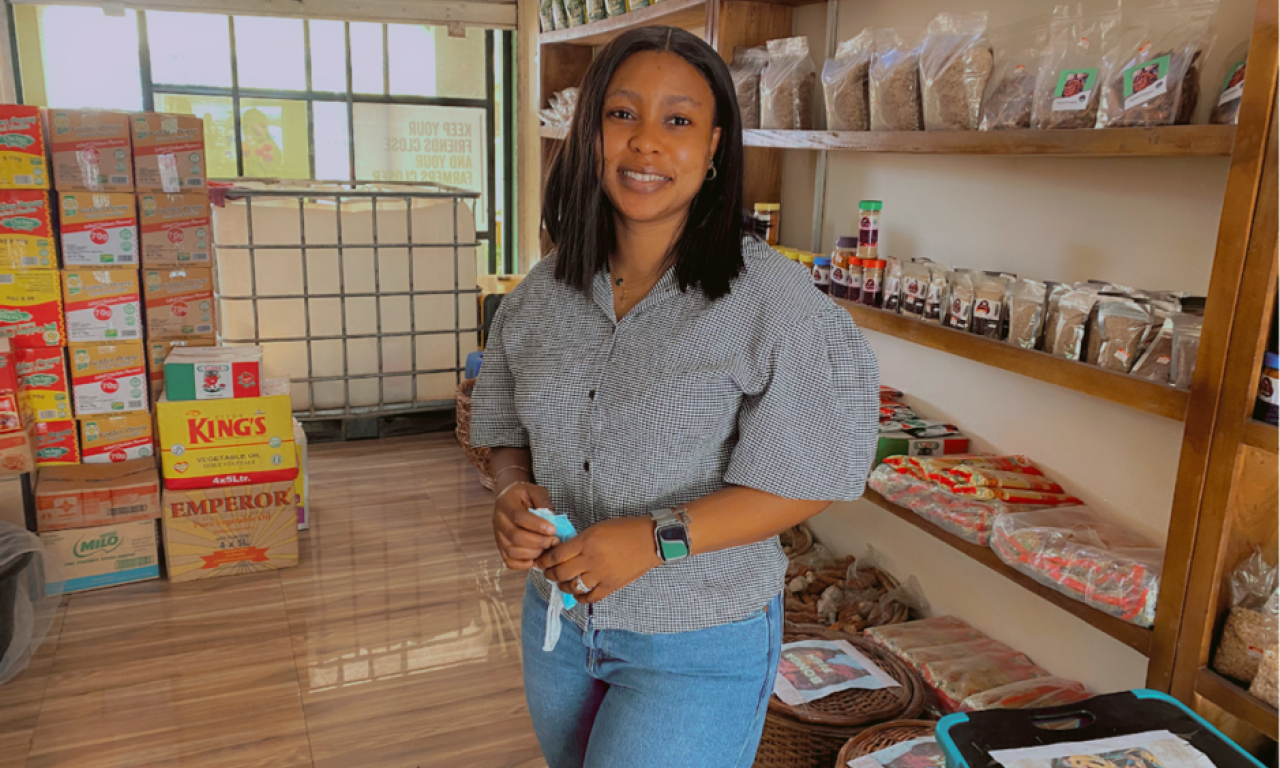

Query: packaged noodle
<box><xmin>920</xmin><ymin>650</ymin><xmax>1051</xmax><ymax>712</ymax></box>
<box><xmin>1096</xmin><ymin>0</ymin><xmax>1218</xmax><ymax>128</ymax></box>
<box><xmin>946</xmin><ymin>466</ymin><xmax>1065</xmax><ymax>494</ymax></box>
<box><xmin>731</xmin><ymin>47</ymin><xmax>769</xmax><ymax>130</ymax></box>
<box><xmin>1210</xmin><ymin>40</ymin><xmax>1249</xmax><ymax>125</ymax></box>
<box><xmin>1032</xmin><ymin>2</ymin><xmax>1122</xmax><ymax>129</ymax></box>
<box><xmin>870</xmin><ymin>29</ymin><xmax>924</xmax><ymax>131</ymax></box>
<box><xmin>869</xmin><ymin>464</ymin><xmax>1050</xmax><ymax>545</ymax></box>
<box><xmin>991</xmin><ymin>506</ymin><xmax>1164</xmax><ymax>627</ymax></box>
<box><xmin>920</xmin><ymin>12</ymin><xmax>993</xmax><ymax>131</ymax></box>
<box><xmin>761</xmin><ymin>37</ymin><xmax>816</xmax><ymax>130</ymax></box>
<box><xmin>960</xmin><ymin>677</ymin><xmax>1091</xmax><ymax>711</ymax></box>
<box><xmin>900</xmin><ymin>639</ymin><xmax>1013</xmax><ymax>667</ymax></box>
<box><xmin>823</xmin><ymin>30</ymin><xmax>874</xmax><ymax>131</ymax></box>
<box><xmin>950</xmin><ymin>487</ymin><xmax>1084</xmax><ymax>505</ymax></box>
<box><xmin>892</xmin><ymin>454</ymin><xmax>1044</xmax><ymax>479</ymax></box>
<box><xmin>981</xmin><ymin>17</ymin><xmax>1051</xmax><ymax>130</ymax></box>
<box><xmin>867</xmin><ymin>615</ymin><xmax>989</xmax><ymax>657</ymax></box>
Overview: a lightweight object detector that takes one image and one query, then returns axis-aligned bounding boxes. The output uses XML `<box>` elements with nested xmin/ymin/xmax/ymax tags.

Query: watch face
<box><xmin>659</xmin><ymin>527</ymin><xmax>685</xmax><ymax>543</ymax></box>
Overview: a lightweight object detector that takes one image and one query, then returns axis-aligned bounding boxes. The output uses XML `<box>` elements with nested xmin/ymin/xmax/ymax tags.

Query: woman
<box><xmin>471</xmin><ymin>26</ymin><xmax>878</xmax><ymax>768</ymax></box>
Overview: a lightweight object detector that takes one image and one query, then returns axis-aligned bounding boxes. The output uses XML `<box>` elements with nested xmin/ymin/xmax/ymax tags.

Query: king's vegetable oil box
<box><xmin>59</xmin><ymin>192</ymin><xmax>138</xmax><ymax>266</ymax></box>
<box><xmin>46</xmin><ymin>109</ymin><xmax>133</xmax><ymax>192</ymax></box>
<box><xmin>138</xmin><ymin>192</ymin><xmax>211</xmax><ymax>266</ymax></box>
<box><xmin>143</xmin><ymin>267</ymin><xmax>215</xmax><ymax>340</ymax></box>
<box><xmin>80</xmin><ymin>412</ymin><xmax>153</xmax><ymax>464</ymax></box>
<box><xmin>0</xmin><ymin>106</ymin><xmax>48</xmax><ymax>189</ymax></box>
<box><xmin>156</xmin><ymin>378</ymin><xmax>297</xmax><ymax>490</ymax></box>
<box><xmin>162</xmin><ymin>481</ymin><xmax>298</xmax><ymax>583</ymax></box>
<box><xmin>16</xmin><ymin>346</ymin><xmax>70</xmax><ymax>422</ymax></box>
<box><xmin>34</xmin><ymin>419</ymin><xmax>79</xmax><ymax>466</ymax></box>
<box><xmin>0</xmin><ymin>270</ymin><xmax>64</xmax><ymax>347</ymax></box>
<box><xmin>132</xmin><ymin>114</ymin><xmax>205</xmax><ymax>192</ymax></box>
<box><xmin>147</xmin><ymin>337</ymin><xmax>216</xmax><ymax>402</ymax></box>
<box><xmin>62</xmin><ymin>268</ymin><xmax>142</xmax><ymax>342</ymax></box>
<box><xmin>0</xmin><ymin>191</ymin><xmax>56</xmax><ymax>269</ymax></box>
<box><xmin>68</xmin><ymin>341</ymin><xmax>148</xmax><ymax>416</ymax></box>
<box><xmin>40</xmin><ymin>519</ymin><xmax>159</xmax><ymax>594</ymax></box>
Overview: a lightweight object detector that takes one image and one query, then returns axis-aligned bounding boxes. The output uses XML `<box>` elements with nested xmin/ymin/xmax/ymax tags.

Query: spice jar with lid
<box><xmin>847</xmin><ymin>257</ymin><xmax>864</xmax><ymax>303</ymax></box>
<box><xmin>755</xmin><ymin>203</ymin><xmax>781</xmax><ymax>246</ymax></box>
<box><xmin>1255</xmin><ymin>352</ymin><xmax>1279</xmax><ymax>425</ymax></box>
<box><xmin>861</xmin><ymin>259</ymin><xmax>886</xmax><ymax>307</ymax></box>
<box><xmin>812</xmin><ymin>256</ymin><xmax>831</xmax><ymax>294</ymax></box>
<box><xmin>858</xmin><ymin>200</ymin><xmax>882</xmax><ymax>261</ymax></box>
<box><xmin>830</xmin><ymin>237</ymin><xmax>857</xmax><ymax>300</ymax></box>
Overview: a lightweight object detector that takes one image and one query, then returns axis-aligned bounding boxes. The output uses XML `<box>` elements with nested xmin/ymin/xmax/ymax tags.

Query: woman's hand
<box><xmin>492</xmin><ymin>481</ymin><xmax>559</xmax><ymax>570</ymax></box>
<box><xmin>537</xmin><ymin>516</ymin><xmax>661</xmax><ymax>604</ymax></box>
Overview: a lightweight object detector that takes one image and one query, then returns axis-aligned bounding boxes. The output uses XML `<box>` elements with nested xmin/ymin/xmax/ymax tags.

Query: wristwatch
<box><xmin>651</xmin><ymin>507</ymin><xmax>692</xmax><ymax>563</ymax></box>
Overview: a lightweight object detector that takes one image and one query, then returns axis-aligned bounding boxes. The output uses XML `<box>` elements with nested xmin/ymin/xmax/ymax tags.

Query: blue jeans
<box><xmin>520</xmin><ymin>578</ymin><xmax>783</xmax><ymax>768</ymax></box>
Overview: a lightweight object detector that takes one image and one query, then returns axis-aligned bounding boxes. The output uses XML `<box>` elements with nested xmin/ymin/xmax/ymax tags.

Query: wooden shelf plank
<box><xmin>744</xmin><ymin>126</ymin><xmax>1235</xmax><ymax>155</ymax></box>
<box><xmin>1195</xmin><ymin>667</ymin><xmax>1279</xmax><ymax>740</ymax></box>
<box><xmin>1242</xmin><ymin>419</ymin><xmax>1278</xmax><ymax>454</ymax></box>
<box><xmin>838</xmin><ymin>300</ymin><xmax>1191</xmax><ymax>421</ymax></box>
<box><xmin>538</xmin><ymin>0</ymin><xmax>708</xmax><ymax>46</ymax></box>
<box><xmin>862</xmin><ymin>489</ymin><xmax>1154</xmax><ymax>655</ymax></box>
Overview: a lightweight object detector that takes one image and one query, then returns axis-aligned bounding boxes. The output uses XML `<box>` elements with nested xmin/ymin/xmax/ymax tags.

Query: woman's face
<box><xmin>599</xmin><ymin>50</ymin><xmax>722</xmax><ymax>230</ymax></box>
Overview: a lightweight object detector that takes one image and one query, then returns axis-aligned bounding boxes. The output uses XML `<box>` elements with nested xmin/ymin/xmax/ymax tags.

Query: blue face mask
<box><xmin>529</xmin><ymin>507</ymin><xmax>579</xmax><ymax>652</ymax></box>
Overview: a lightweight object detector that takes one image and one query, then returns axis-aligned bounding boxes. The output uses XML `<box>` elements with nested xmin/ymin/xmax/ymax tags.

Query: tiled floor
<box><xmin>2</xmin><ymin>433</ymin><xmax>545</xmax><ymax>768</ymax></box>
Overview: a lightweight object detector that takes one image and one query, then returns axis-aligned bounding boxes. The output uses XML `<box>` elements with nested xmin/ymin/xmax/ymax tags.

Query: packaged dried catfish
<box><xmin>1210</xmin><ymin>40</ymin><xmax>1249</xmax><ymax>124</ymax></box>
<box><xmin>1032</xmin><ymin>2</ymin><xmax>1121</xmax><ymax>129</ymax></box>
<box><xmin>921</xmin><ymin>12</ymin><xmax>993</xmax><ymax>131</ymax></box>
<box><xmin>761</xmin><ymin>37</ymin><xmax>816</xmax><ymax>130</ymax></box>
<box><xmin>971</xmin><ymin>274</ymin><xmax>1009</xmax><ymax>339</ymax></box>
<box><xmin>981</xmin><ymin>17</ymin><xmax>1051</xmax><ymax>130</ymax></box>
<box><xmin>824</xmin><ymin>30</ymin><xmax>874</xmax><ymax>131</ymax></box>
<box><xmin>870</xmin><ymin>29</ymin><xmax>923</xmax><ymax>131</ymax></box>
<box><xmin>731</xmin><ymin>47</ymin><xmax>769</xmax><ymax>130</ymax></box>
<box><xmin>945</xmin><ymin>270</ymin><xmax>975</xmax><ymax>331</ymax></box>
<box><xmin>1097</xmin><ymin>0</ymin><xmax>1218</xmax><ymax>128</ymax></box>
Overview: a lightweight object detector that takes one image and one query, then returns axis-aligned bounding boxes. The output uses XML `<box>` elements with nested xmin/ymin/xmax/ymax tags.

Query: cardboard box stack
<box><xmin>156</xmin><ymin>345</ymin><xmax>300</xmax><ymax>582</ymax></box>
<box><xmin>0</xmin><ymin>337</ymin><xmax>35</xmax><ymax>473</ymax></box>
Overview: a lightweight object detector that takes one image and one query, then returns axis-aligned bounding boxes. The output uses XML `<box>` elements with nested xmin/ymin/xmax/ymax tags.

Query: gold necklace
<box><xmin>610</xmin><ymin>261</ymin><xmax>665</xmax><ymax>309</ymax></box>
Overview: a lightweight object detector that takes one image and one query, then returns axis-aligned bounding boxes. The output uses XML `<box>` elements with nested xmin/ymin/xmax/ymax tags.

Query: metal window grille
<box><xmin>212</xmin><ymin>180</ymin><xmax>481</xmax><ymax>421</ymax></box>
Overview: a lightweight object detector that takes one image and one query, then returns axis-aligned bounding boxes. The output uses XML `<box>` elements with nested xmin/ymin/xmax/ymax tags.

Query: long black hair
<box><xmin>542</xmin><ymin>26</ymin><xmax>745</xmax><ymax>302</ymax></box>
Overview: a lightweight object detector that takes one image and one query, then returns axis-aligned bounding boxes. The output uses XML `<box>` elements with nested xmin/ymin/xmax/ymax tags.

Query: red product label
<box><xmin>134</xmin><ymin>141</ymin><xmax>204</xmax><ymax>158</ymax></box>
<box><xmin>163</xmin><ymin>467</ymin><xmax>299</xmax><ymax>491</ymax></box>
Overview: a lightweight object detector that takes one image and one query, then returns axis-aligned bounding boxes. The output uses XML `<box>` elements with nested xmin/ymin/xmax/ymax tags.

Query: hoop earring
<box><xmin>705</xmin><ymin>165</ymin><xmax>717</xmax><ymax>181</ymax></box>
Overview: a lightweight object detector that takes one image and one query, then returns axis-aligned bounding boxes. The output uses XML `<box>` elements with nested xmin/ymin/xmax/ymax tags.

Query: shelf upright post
<box><xmin>809</xmin><ymin>0</ymin><xmax>839</xmax><ymax>254</ymax></box>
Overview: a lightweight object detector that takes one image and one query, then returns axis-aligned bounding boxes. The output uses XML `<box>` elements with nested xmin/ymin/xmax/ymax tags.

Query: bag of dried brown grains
<box><xmin>921</xmin><ymin>12</ymin><xmax>993</xmax><ymax>131</ymax></box>
<box><xmin>1094</xmin><ymin>297</ymin><xmax>1152</xmax><ymax>373</ymax></box>
<box><xmin>1007</xmin><ymin>279</ymin><xmax>1048</xmax><ymax>349</ymax></box>
<box><xmin>761</xmin><ymin>37</ymin><xmax>817</xmax><ymax>131</ymax></box>
<box><xmin>980</xmin><ymin>17</ymin><xmax>1051</xmax><ymax>130</ymax></box>
<box><xmin>731</xmin><ymin>47</ymin><xmax>769</xmax><ymax>130</ymax></box>
<box><xmin>870</xmin><ymin>29</ymin><xmax>924</xmax><ymax>131</ymax></box>
<box><xmin>823</xmin><ymin>30</ymin><xmax>874</xmax><ymax>131</ymax></box>
<box><xmin>1096</xmin><ymin>0</ymin><xmax>1218</xmax><ymax>128</ymax></box>
<box><xmin>1032</xmin><ymin>2</ymin><xmax>1121</xmax><ymax>129</ymax></box>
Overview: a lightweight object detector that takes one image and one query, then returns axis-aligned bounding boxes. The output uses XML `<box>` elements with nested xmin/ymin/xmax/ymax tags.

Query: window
<box><xmin>11</xmin><ymin>5</ymin><xmax>516</xmax><ymax>274</ymax></box>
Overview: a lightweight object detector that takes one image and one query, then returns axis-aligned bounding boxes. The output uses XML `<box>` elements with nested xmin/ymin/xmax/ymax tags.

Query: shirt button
<box><xmin>588</xmin><ymin>390</ymin><xmax>596</xmax><ymax>399</ymax></box>
<box><xmin>583</xmin><ymin>461</ymin><xmax>591</xmax><ymax>472</ymax></box>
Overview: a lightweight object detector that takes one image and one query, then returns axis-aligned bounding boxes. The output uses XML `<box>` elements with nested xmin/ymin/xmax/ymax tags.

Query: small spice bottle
<box><xmin>830</xmin><ymin>236</ymin><xmax>857</xmax><ymax>301</ymax></box>
<box><xmin>755</xmin><ymin>203</ymin><xmax>781</xmax><ymax>246</ymax></box>
<box><xmin>812</xmin><ymin>256</ymin><xmax>831</xmax><ymax>294</ymax></box>
<box><xmin>861</xmin><ymin>259</ymin><xmax>886</xmax><ymax>307</ymax></box>
<box><xmin>847</xmin><ymin>257</ymin><xmax>864</xmax><ymax>303</ymax></box>
<box><xmin>858</xmin><ymin>200</ymin><xmax>882</xmax><ymax>261</ymax></box>
<box><xmin>1255</xmin><ymin>351</ymin><xmax>1279</xmax><ymax>425</ymax></box>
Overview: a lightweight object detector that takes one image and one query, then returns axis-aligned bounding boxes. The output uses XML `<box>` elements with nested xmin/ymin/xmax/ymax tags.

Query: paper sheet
<box><xmin>773</xmin><ymin>638</ymin><xmax>900</xmax><ymax>706</ymax></box>
<box><xmin>990</xmin><ymin>730</ymin><xmax>1216</xmax><ymax>768</ymax></box>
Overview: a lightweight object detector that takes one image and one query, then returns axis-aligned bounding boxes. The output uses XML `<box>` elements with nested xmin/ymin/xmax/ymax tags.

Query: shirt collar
<box><xmin>591</xmin><ymin>264</ymin><xmax>682</xmax><ymax>324</ymax></box>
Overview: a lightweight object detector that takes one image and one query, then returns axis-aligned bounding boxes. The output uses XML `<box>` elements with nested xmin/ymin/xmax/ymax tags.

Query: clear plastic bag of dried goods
<box><xmin>0</xmin><ymin>523</ymin><xmax>62</xmax><ymax>685</ymax></box>
<box><xmin>959</xmin><ymin>676</ymin><xmax>1092</xmax><ymax>711</ymax></box>
<box><xmin>990</xmin><ymin>506</ymin><xmax>1164</xmax><ymax>627</ymax></box>
<box><xmin>981</xmin><ymin>17</ymin><xmax>1052</xmax><ymax>130</ymax></box>
<box><xmin>944</xmin><ymin>270</ymin><xmax>976</xmax><ymax>331</ymax></box>
<box><xmin>539</xmin><ymin>0</ymin><xmax>557</xmax><ymax>32</ymax></box>
<box><xmin>731</xmin><ymin>47</ymin><xmax>769</xmax><ymax>130</ymax></box>
<box><xmin>867</xmin><ymin>616</ymin><xmax>990</xmax><ymax>658</ymax></box>
<box><xmin>901</xmin><ymin>638</ymin><xmax>1014</xmax><ymax>667</ymax></box>
<box><xmin>1032</xmin><ymin>2</ymin><xmax>1122</xmax><ymax>129</ymax></box>
<box><xmin>823</xmin><ymin>29</ymin><xmax>875</xmax><ymax>131</ymax></box>
<box><xmin>971</xmin><ymin>273</ymin><xmax>1009</xmax><ymax>339</ymax></box>
<box><xmin>870</xmin><ymin>29</ymin><xmax>924</xmax><ymax>131</ymax></box>
<box><xmin>1047</xmin><ymin>288</ymin><xmax>1100</xmax><ymax>361</ymax></box>
<box><xmin>921</xmin><ymin>12</ymin><xmax>993</xmax><ymax>131</ymax></box>
<box><xmin>1090</xmin><ymin>296</ymin><xmax>1153</xmax><ymax>373</ymax></box>
<box><xmin>920</xmin><ymin>650</ymin><xmax>1051</xmax><ymax>712</ymax></box>
<box><xmin>1007</xmin><ymin>279</ymin><xmax>1048</xmax><ymax>350</ymax></box>
<box><xmin>1212</xmin><ymin>549</ymin><xmax>1278</xmax><ymax>682</ymax></box>
<box><xmin>882</xmin><ymin>257</ymin><xmax>905</xmax><ymax>312</ymax></box>
<box><xmin>1131</xmin><ymin>316</ymin><xmax>1175</xmax><ymax>383</ymax></box>
<box><xmin>1096</xmin><ymin>0</ymin><xmax>1218</xmax><ymax>128</ymax></box>
<box><xmin>1210</xmin><ymin>40</ymin><xmax>1249</xmax><ymax>124</ymax></box>
<box><xmin>1171</xmin><ymin>311</ymin><xmax>1204</xmax><ymax>389</ymax></box>
<box><xmin>761</xmin><ymin>37</ymin><xmax>816</xmax><ymax>130</ymax></box>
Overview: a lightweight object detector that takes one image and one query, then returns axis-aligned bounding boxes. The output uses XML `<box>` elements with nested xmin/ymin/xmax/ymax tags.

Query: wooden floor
<box><xmin>1</xmin><ymin>433</ymin><xmax>545</xmax><ymax>768</ymax></box>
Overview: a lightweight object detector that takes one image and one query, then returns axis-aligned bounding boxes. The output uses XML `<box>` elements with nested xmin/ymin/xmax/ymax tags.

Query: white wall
<box><xmin>782</xmin><ymin>0</ymin><xmax>1254</xmax><ymax>693</ymax></box>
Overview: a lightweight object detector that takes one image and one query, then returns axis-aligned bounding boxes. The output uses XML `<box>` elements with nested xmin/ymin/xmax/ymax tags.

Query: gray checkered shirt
<box><xmin>470</xmin><ymin>237</ymin><xmax>879</xmax><ymax>634</ymax></box>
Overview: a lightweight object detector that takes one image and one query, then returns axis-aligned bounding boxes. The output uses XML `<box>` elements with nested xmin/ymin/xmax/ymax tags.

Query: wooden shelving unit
<box><xmin>1241</xmin><ymin>419</ymin><xmax>1278</xmax><ymax>453</ymax></box>
<box><xmin>538</xmin><ymin>0</ymin><xmax>710</xmax><ymax>46</ymax></box>
<box><xmin>837</xmin><ymin>299</ymin><xmax>1191</xmax><ymax>421</ymax></box>
<box><xmin>863</xmin><ymin>490</ymin><xmax>1155</xmax><ymax>656</ymax></box>
<box><xmin>1195</xmin><ymin>668</ymin><xmax>1280</xmax><ymax>740</ymax></box>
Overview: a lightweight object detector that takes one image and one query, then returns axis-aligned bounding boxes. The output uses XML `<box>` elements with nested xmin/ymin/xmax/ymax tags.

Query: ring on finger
<box><xmin>574</xmin><ymin>576</ymin><xmax>591</xmax><ymax>595</ymax></box>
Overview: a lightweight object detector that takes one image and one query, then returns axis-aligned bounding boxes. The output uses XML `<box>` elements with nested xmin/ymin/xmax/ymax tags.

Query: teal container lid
<box><xmin>859</xmin><ymin>200</ymin><xmax>883</xmax><ymax>211</ymax></box>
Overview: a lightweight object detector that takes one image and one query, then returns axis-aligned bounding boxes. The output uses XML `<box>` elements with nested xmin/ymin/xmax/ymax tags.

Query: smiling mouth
<box><xmin>620</xmin><ymin>169</ymin><xmax>671</xmax><ymax>183</ymax></box>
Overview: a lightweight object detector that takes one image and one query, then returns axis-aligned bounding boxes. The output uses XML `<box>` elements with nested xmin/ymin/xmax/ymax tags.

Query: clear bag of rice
<box><xmin>981</xmin><ymin>17</ymin><xmax>1051</xmax><ymax>130</ymax></box>
<box><xmin>870</xmin><ymin>29</ymin><xmax>924</xmax><ymax>131</ymax></box>
<box><xmin>1032</xmin><ymin>1</ymin><xmax>1122</xmax><ymax>129</ymax></box>
<box><xmin>761</xmin><ymin>37</ymin><xmax>816</xmax><ymax>130</ymax></box>
<box><xmin>731</xmin><ymin>47</ymin><xmax>769</xmax><ymax>130</ymax></box>
<box><xmin>921</xmin><ymin>12</ymin><xmax>993</xmax><ymax>131</ymax></box>
<box><xmin>823</xmin><ymin>29</ymin><xmax>874</xmax><ymax>131</ymax></box>
<box><xmin>1213</xmin><ymin>550</ymin><xmax>1278</xmax><ymax>682</ymax></box>
<box><xmin>1250</xmin><ymin>647</ymin><xmax>1279</xmax><ymax>707</ymax></box>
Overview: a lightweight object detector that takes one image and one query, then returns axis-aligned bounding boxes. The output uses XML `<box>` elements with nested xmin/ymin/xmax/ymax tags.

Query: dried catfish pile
<box><xmin>784</xmin><ymin>546</ymin><xmax>912</xmax><ymax>632</ymax></box>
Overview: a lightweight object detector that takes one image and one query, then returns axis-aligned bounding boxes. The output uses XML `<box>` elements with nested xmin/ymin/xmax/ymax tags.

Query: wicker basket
<box><xmin>753</xmin><ymin>628</ymin><xmax>926</xmax><ymax>768</ymax></box>
<box><xmin>834</xmin><ymin>720</ymin><xmax>938</xmax><ymax>767</ymax></box>
<box><xmin>455</xmin><ymin>378</ymin><xmax>495</xmax><ymax>490</ymax></box>
<box><xmin>781</xmin><ymin>523</ymin><xmax>815</xmax><ymax>559</ymax></box>
<box><xmin>784</xmin><ymin>567</ymin><xmax>910</xmax><ymax>633</ymax></box>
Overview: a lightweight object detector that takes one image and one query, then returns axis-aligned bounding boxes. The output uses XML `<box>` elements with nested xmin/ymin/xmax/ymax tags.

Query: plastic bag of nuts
<box><xmin>870</xmin><ymin>29</ymin><xmax>924</xmax><ymax>131</ymax></box>
<box><xmin>1032</xmin><ymin>2</ymin><xmax>1122</xmax><ymax>129</ymax></box>
<box><xmin>823</xmin><ymin>29</ymin><xmax>874</xmax><ymax>131</ymax></box>
<box><xmin>731</xmin><ymin>47</ymin><xmax>769</xmax><ymax>130</ymax></box>
<box><xmin>981</xmin><ymin>17</ymin><xmax>1051</xmax><ymax>130</ymax></box>
<box><xmin>761</xmin><ymin>36</ymin><xmax>816</xmax><ymax>130</ymax></box>
<box><xmin>921</xmin><ymin>12</ymin><xmax>993</xmax><ymax>131</ymax></box>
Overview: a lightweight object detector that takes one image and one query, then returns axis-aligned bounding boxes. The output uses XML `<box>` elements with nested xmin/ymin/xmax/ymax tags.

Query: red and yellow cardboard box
<box><xmin>58</xmin><ymin>191</ymin><xmax>138</xmax><ymax>266</ymax></box>
<box><xmin>33</xmin><ymin>419</ymin><xmax>79</xmax><ymax>466</ymax></box>
<box><xmin>0</xmin><ymin>191</ymin><xmax>56</xmax><ymax>269</ymax></box>
<box><xmin>62</xmin><ymin>268</ymin><xmax>142</xmax><ymax>343</ymax></box>
<box><xmin>0</xmin><ymin>269</ymin><xmax>64</xmax><ymax>347</ymax></box>
<box><xmin>80</xmin><ymin>412</ymin><xmax>153</xmax><ymax>464</ymax></box>
<box><xmin>131</xmin><ymin>114</ymin><xmax>205</xmax><ymax>192</ymax></box>
<box><xmin>68</xmin><ymin>341</ymin><xmax>148</xmax><ymax>416</ymax></box>
<box><xmin>155</xmin><ymin>378</ymin><xmax>296</xmax><ymax>489</ymax></box>
<box><xmin>0</xmin><ymin>106</ymin><xmax>48</xmax><ymax>189</ymax></box>
<box><xmin>46</xmin><ymin>109</ymin><xmax>134</xmax><ymax>192</ymax></box>
<box><xmin>161</xmin><ymin>480</ymin><xmax>298</xmax><ymax>583</ymax></box>
<box><xmin>138</xmin><ymin>192</ymin><xmax>211</xmax><ymax>267</ymax></box>
<box><xmin>16</xmin><ymin>346</ymin><xmax>71</xmax><ymax>422</ymax></box>
<box><xmin>143</xmin><ymin>267</ymin><xmax>215</xmax><ymax>341</ymax></box>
